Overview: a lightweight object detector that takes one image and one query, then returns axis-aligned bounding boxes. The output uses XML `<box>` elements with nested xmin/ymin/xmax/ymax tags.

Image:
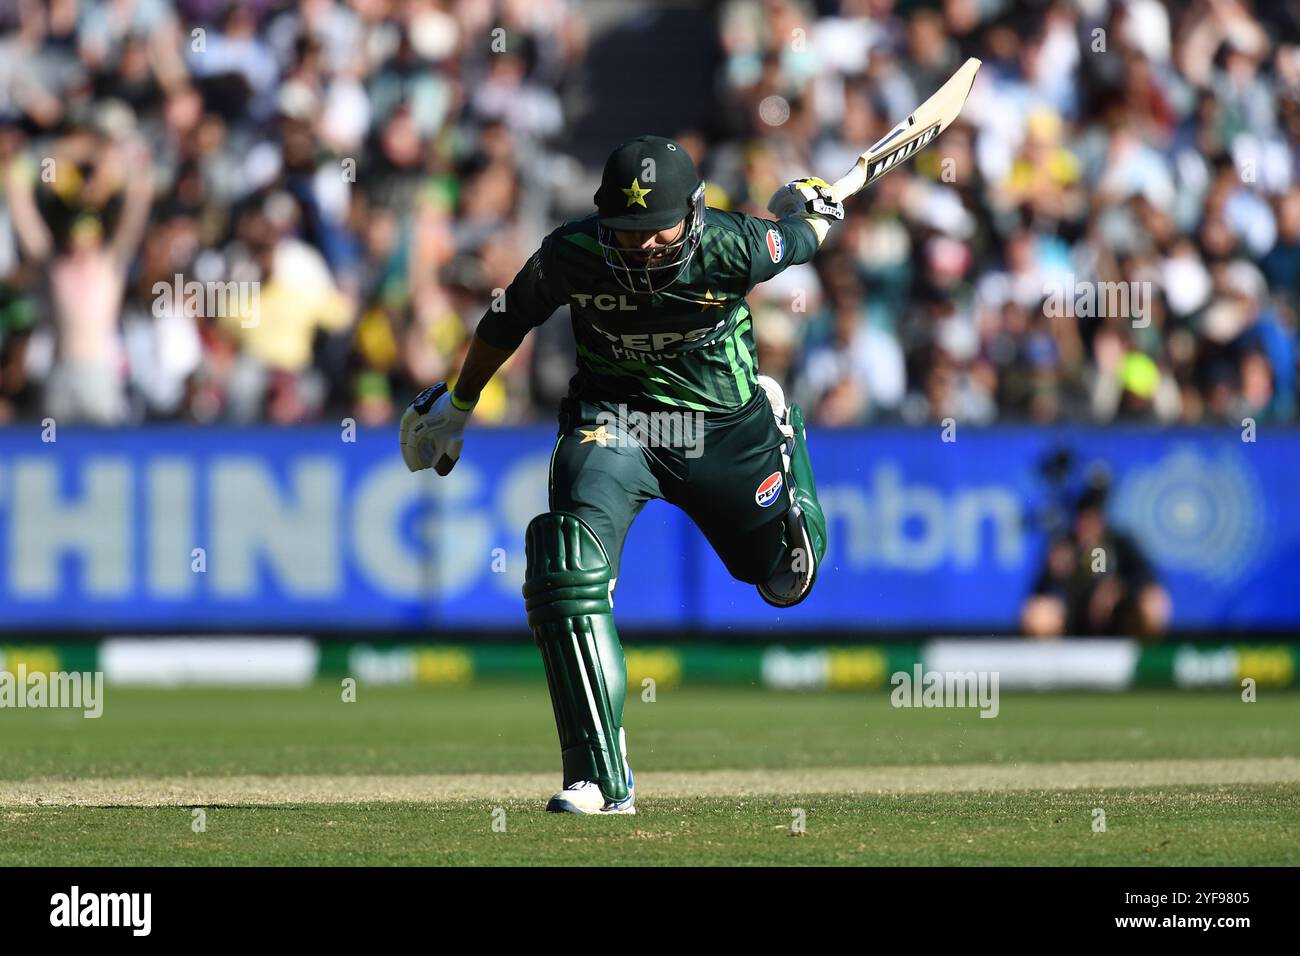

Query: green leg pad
<box><xmin>788</xmin><ymin>403</ymin><xmax>827</xmax><ymax>566</ymax></box>
<box><xmin>523</xmin><ymin>511</ymin><xmax>628</xmax><ymax>802</ymax></box>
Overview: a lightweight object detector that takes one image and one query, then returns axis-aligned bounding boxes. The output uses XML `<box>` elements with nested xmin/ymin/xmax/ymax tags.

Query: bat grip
<box><xmin>830</xmin><ymin>164</ymin><xmax>867</xmax><ymax>202</ymax></box>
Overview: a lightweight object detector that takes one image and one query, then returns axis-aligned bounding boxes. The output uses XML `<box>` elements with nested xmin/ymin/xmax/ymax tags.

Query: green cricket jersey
<box><xmin>474</xmin><ymin>209</ymin><xmax>818</xmax><ymax>412</ymax></box>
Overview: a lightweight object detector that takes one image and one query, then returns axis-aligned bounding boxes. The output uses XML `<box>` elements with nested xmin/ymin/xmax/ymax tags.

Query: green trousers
<box><xmin>548</xmin><ymin>392</ymin><xmax>791</xmax><ymax>584</ymax></box>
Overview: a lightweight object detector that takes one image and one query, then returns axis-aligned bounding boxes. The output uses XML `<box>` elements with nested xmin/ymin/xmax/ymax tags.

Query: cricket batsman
<box><xmin>400</xmin><ymin>136</ymin><xmax>840</xmax><ymax>813</ymax></box>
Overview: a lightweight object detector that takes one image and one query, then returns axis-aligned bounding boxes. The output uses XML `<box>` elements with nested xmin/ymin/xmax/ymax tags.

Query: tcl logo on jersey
<box><xmin>570</xmin><ymin>293</ymin><xmax>638</xmax><ymax>311</ymax></box>
<box><xmin>592</xmin><ymin>323</ymin><xmax>718</xmax><ymax>353</ymax></box>
<box><xmin>755</xmin><ymin>471</ymin><xmax>784</xmax><ymax>507</ymax></box>
<box><xmin>765</xmin><ymin>229</ymin><xmax>784</xmax><ymax>263</ymax></box>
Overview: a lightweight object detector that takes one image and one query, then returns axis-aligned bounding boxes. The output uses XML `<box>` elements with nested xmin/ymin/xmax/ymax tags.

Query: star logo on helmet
<box><xmin>622</xmin><ymin>178</ymin><xmax>652</xmax><ymax>208</ymax></box>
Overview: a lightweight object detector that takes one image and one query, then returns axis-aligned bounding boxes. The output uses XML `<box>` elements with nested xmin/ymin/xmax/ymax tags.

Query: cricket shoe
<box><xmin>545</xmin><ymin>729</ymin><xmax>636</xmax><ymax>814</ymax></box>
<box><xmin>756</xmin><ymin>375</ymin><xmax>823</xmax><ymax>609</ymax></box>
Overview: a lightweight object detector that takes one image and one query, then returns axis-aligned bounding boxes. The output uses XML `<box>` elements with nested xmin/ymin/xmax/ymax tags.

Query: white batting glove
<box><xmin>400</xmin><ymin>382</ymin><xmax>475</xmax><ymax>475</ymax></box>
<box><xmin>767</xmin><ymin>176</ymin><xmax>845</xmax><ymax>221</ymax></box>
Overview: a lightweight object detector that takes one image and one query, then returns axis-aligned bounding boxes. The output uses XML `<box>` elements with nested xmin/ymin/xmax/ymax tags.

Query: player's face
<box><xmin>611</xmin><ymin>220</ymin><xmax>686</xmax><ymax>265</ymax></box>
<box><xmin>598</xmin><ymin>185</ymin><xmax>703</xmax><ymax>293</ymax></box>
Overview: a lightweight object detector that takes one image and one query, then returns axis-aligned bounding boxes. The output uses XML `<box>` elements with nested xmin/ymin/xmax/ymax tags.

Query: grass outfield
<box><xmin>0</xmin><ymin>684</ymin><xmax>1297</xmax><ymax>865</ymax></box>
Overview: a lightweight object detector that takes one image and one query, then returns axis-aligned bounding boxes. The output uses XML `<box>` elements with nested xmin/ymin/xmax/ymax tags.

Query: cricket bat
<box><xmin>830</xmin><ymin>57</ymin><xmax>981</xmax><ymax>201</ymax></box>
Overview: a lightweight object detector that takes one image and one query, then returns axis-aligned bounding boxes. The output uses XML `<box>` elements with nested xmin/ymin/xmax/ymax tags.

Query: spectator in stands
<box><xmin>6</xmin><ymin>118</ymin><xmax>153</xmax><ymax>424</ymax></box>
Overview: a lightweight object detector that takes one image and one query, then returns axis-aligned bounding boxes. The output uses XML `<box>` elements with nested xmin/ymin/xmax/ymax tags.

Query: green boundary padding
<box><xmin>1135</xmin><ymin>645</ymin><xmax>1178</xmax><ymax>686</ymax></box>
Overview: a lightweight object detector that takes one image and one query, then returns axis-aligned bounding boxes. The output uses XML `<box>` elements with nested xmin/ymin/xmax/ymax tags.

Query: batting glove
<box><xmin>767</xmin><ymin>177</ymin><xmax>845</xmax><ymax>222</ymax></box>
<box><xmin>400</xmin><ymin>382</ymin><xmax>475</xmax><ymax>475</ymax></box>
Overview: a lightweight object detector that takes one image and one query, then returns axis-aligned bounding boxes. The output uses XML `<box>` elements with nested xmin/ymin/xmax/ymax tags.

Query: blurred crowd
<box><xmin>0</xmin><ymin>0</ymin><xmax>582</xmax><ymax>425</ymax></box>
<box><xmin>0</xmin><ymin>0</ymin><xmax>1298</xmax><ymax>427</ymax></box>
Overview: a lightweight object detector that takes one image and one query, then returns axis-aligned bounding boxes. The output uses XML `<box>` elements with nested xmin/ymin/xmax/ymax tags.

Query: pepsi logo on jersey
<box><xmin>765</xmin><ymin>229</ymin><xmax>784</xmax><ymax>263</ymax></box>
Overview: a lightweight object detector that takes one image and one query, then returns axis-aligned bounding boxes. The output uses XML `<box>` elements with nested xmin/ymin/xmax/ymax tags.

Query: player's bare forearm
<box><xmin>451</xmin><ymin>334</ymin><xmax>515</xmax><ymax>405</ymax></box>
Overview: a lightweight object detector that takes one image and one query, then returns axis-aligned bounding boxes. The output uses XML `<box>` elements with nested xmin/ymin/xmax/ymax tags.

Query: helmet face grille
<box><xmin>598</xmin><ymin>184</ymin><xmax>706</xmax><ymax>294</ymax></box>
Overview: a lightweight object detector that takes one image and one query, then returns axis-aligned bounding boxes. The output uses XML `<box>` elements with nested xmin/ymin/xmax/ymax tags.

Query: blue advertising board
<box><xmin>0</xmin><ymin>425</ymin><xmax>1295</xmax><ymax>633</ymax></box>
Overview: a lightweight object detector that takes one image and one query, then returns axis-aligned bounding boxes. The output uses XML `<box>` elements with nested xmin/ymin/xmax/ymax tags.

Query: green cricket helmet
<box><xmin>594</xmin><ymin>135</ymin><xmax>706</xmax><ymax>294</ymax></box>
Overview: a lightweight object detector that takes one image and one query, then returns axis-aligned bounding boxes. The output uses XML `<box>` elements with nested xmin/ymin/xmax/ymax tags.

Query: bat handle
<box><xmin>830</xmin><ymin>163</ymin><xmax>867</xmax><ymax>202</ymax></box>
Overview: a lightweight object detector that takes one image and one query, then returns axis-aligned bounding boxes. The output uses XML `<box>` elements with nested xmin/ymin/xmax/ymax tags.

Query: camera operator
<box><xmin>1021</xmin><ymin>481</ymin><xmax>1171</xmax><ymax>639</ymax></box>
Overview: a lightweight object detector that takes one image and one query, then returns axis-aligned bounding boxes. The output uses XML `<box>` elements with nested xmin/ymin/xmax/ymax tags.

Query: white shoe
<box><xmin>545</xmin><ymin>729</ymin><xmax>636</xmax><ymax>814</ymax></box>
